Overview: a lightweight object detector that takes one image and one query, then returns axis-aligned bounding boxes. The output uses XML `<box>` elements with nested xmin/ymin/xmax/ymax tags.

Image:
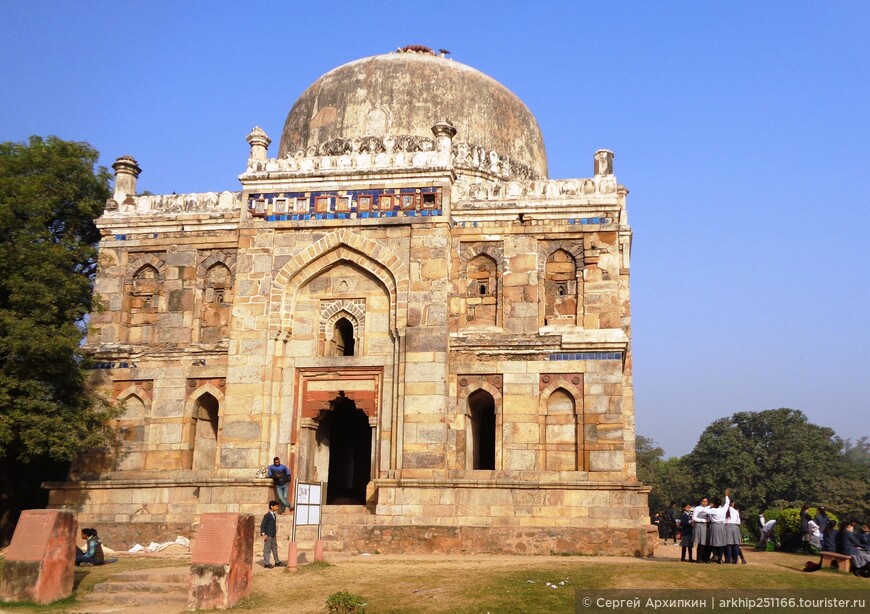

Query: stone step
<box><xmin>97</xmin><ymin>569</ymin><xmax>188</xmax><ymax>584</ymax></box>
<box><xmin>93</xmin><ymin>580</ymin><xmax>187</xmax><ymax>593</ymax></box>
<box><xmin>82</xmin><ymin>566</ymin><xmax>189</xmax><ymax>609</ymax></box>
<box><xmin>86</xmin><ymin>590</ymin><xmax>188</xmax><ymax>607</ymax></box>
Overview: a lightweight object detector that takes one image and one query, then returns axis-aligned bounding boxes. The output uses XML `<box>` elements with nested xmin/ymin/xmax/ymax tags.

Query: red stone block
<box><xmin>188</xmin><ymin>513</ymin><xmax>254</xmax><ymax>610</ymax></box>
<box><xmin>0</xmin><ymin>509</ymin><xmax>76</xmax><ymax>605</ymax></box>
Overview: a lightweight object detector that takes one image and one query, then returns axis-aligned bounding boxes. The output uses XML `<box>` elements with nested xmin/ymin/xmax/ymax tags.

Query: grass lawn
<box><xmin>0</xmin><ymin>548</ymin><xmax>866</xmax><ymax>613</ymax></box>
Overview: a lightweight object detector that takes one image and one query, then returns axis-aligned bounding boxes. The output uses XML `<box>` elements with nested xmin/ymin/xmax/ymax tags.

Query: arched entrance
<box><xmin>316</xmin><ymin>393</ymin><xmax>372</xmax><ymax>504</ymax></box>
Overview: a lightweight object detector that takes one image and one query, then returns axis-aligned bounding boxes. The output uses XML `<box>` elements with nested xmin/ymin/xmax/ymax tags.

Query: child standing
<box><xmin>679</xmin><ymin>503</ymin><xmax>694</xmax><ymax>562</ymax></box>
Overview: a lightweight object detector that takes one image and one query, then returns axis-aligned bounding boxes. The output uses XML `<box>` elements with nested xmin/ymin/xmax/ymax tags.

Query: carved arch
<box><xmin>320</xmin><ymin>301</ymin><xmax>365</xmax><ymax>356</ymax></box>
<box><xmin>197</xmin><ymin>250</ymin><xmax>237</xmax><ymax>277</ymax></box>
<box><xmin>540</xmin><ymin>380</ymin><xmax>583</xmax><ymax>413</ymax></box>
<box><xmin>127</xmin><ymin>253</ymin><xmax>165</xmax><ymax>281</ymax></box>
<box><xmin>537</xmin><ymin>240</ymin><xmax>584</xmax><ymax>280</ymax></box>
<box><xmin>270</xmin><ymin>230</ymin><xmax>409</xmax><ymax>338</ymax></box>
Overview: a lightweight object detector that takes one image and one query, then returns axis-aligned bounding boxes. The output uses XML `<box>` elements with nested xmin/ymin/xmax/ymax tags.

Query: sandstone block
<box><xmin>589</xmin><ymin>450</ymin><xmax>624</xmax><ymax>471</ymax></box>
<box><xmin>0</xmin><ymin>510</ymin><xmax>76</xmax><ymax>605</ymax></box>
<box><xmin>189</xmin><ymin>513</ymin><xmax>254</xmax><ymax>610</ymax></box>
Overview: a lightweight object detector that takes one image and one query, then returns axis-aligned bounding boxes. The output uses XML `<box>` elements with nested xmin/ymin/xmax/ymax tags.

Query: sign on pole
<box><xmin>292</xmin><ymin>480</ymin><xmax>324</xmax><ymax>541</ymax></box>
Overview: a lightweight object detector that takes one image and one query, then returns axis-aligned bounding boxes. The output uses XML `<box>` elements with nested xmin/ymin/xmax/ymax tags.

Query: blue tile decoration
<box><xmin>90</xmin><ymin>361</ymin><xmax>134</xmax><ymax>370</ymax></box>
<box><xmin>548</xmin><ymin>352</ymin><xmax>622</xmax><ymax>361</ymax></box>
<box><xmin>248</xmin><ymin>187</ymin><xmax>442</xmax><ymax>223</ymax></box>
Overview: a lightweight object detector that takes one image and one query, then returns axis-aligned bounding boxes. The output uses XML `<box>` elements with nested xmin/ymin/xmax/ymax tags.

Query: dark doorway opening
<box><xmin>468</xmin><ymin>389</ymin><xmax>496</xmax><ymax>470</ymax></box>
<box><xmin>333</xmin><ymin>317</ymin><xmax>355</xmax><ymax>356</ymax></box>
<box><xmin>317</xmin><ymin>393</ymin><xmax>371</xmax><ymax>504</ymax></box>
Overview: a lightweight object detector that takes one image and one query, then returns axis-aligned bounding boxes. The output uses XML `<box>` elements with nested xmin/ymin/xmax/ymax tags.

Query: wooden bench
<box><xmin>819</xmin><ymin>551</ymin><xmax>852</xmax><ymax>572</ymax></box>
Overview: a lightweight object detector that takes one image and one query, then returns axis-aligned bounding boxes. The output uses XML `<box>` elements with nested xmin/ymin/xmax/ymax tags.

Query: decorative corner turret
<box><xmin>111</xmin><ymin>155</ymin><xmax>142</xmax><ymax>205</ymax></box>
<box><xmin>246</xmin><ymin>127</ymin><xmax>271</xmax><ymax>162</ymax></box>
<box><xmin>431</xmin><ymin>119</ymin><xmax>456</xmax><ymax>164</ymax></box>
<box><xmin>594</xmin><ymin>149</ymin><xmax>614</xmax><ymax>176</ymax></box>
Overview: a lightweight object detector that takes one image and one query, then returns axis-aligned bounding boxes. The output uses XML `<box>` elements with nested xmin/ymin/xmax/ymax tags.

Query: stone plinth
<box><xmin>188</xmin><ymin>513</ymin><xmax>254</xmax><ymax>610</ymax></box>
<box><xmin>0</xmin><ymin>509</ymin><xmax>76</xmax><ymax>605</ymax></box>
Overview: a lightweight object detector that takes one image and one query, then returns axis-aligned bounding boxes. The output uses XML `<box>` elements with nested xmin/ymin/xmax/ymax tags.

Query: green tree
<box><xmin>684</xmin><ymin>408</ymin><xmax>842</xmax><ymax>514</ymax></box>
<box><xmin>827</xmin><ymin>436</ymin><xmax>870</xmax><ymax>521</ymax></box>
<box><xmin>0</xmin><ymin>136</ymin><xmax>118</xmax><ymax>542</ymax></box>
<box><xmin>636</xmin><ymin>436</ymin><xmax>692</xmax><ymax>514</ymax></box>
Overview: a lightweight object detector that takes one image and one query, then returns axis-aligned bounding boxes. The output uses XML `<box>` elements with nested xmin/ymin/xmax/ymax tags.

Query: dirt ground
<box><xmin>55</xmin><ymin>540</ymin><xmax>867</xmax><ymax>614</ymax></box>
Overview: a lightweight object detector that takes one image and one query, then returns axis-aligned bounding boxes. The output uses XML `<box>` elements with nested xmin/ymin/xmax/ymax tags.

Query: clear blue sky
<box><xmin>2</xmin><ymin>2</ymin><xmax>867</xmax><ymax>457</ymax></box>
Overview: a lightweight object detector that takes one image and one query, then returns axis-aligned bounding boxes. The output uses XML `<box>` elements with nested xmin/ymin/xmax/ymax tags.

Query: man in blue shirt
<box><xmin>267</xmin><ymin>456</ymin><xmax>292</xmax><ymax>513</ymax></box>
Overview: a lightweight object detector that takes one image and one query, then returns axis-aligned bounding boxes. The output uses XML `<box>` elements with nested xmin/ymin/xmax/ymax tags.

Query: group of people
<box><xmin>798</xmin><ymin>505</ymin><xmax>870</xmax><ymax>575</ymax></box>
<box><xmin>653</xmin><ymin>490</ymin><xmax>749</xmax><ymax>564</ymax></box>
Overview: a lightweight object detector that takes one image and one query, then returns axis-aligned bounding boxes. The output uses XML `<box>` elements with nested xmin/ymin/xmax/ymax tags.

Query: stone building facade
<box><xmin>48</xmin><ymin>49</ymin><xmax>653</xmax><ymax>555</ymax></box>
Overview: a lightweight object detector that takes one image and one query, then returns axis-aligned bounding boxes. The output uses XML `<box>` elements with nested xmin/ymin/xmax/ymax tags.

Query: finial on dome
<box><xmin>247</xmin><ymin>126</ymin><xmax>271</xmax><ymax>161</ymax></box>
<box><xmin>397</xmin><ymin>44</ymin><xmax>436</xmax><ymax>55</ymax></box>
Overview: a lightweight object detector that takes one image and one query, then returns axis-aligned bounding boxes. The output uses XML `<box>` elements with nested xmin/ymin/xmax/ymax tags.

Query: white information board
<box><xmin>293</xmin><ymin>481</ymin><xmax>324</xmax><ymax>533</ymax></box>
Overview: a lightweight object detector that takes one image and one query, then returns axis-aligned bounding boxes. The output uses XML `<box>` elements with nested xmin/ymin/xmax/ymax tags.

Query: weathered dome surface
<box><xmin>278</xmin><ymin>52</ymin><xmax>548</xmax><ymax>178</ymax></box>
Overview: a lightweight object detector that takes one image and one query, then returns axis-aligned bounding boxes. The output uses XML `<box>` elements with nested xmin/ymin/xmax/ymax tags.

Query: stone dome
<box><xmin>278</xmin><ymin>51</ymin><xmax>548</xmax><ymax>178</ymax></box>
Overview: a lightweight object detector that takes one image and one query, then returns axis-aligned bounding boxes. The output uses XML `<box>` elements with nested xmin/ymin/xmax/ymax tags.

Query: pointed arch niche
<box><xmin>184</xmin><ymin>381</ymin><xmax>225</xmax><ymax>471</ymax></box>
<box><xmin>457</xmin><ymin>375</ymin><xmax>503</xmax><ymax>471</ymax></box>
<box><xmin>195</xmin><ymin>250</ymin><xmax>236</xmax><ymax>344</ymax></box>
<box><xmin>112</xmin><ymin>380</ymin><xmax>154</xmax><ymax>471</ymax></box>
<box><xmin>458</xmin><ymin>242</ymin><xmax>503</xmax><ymax>329</ymax></box>
<box><xmin>538</xmin><ymin>241</ymin><xmax>584</xmax><ymax>328</ymax></box>
<box><xmin>540</xmin><ymin>375</ymin><xmax>584</xmax><ymax>471</ymax></box>
<box><xmin>124</xmin><ymin>254</ymin><xmax>165</xmax><ymax>344</ymax></box>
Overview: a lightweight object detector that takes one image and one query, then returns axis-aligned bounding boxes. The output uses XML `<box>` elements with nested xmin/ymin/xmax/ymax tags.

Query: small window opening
<box><xmin>479</xmin><ymin>283</ymin><xmax>488</xmax><ymax>296</ymax></box>
<box><xmin>333</xmin><ymin>317</ymin><xmax>355</xmax><ymax>356</ymax></box>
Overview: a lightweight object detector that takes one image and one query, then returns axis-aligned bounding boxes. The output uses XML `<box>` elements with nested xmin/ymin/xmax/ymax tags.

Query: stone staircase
<box><xmin>274</xmin><ymin>504</ymin><xmax>376</xmax><ymax>557</ymax></box>
<box><xmin>78</xmin><ymin>566</ymin><xmax>189</xmax><ymax>612</ymax></box>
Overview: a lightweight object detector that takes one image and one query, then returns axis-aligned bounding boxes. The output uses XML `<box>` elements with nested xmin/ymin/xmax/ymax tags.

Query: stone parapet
<box><xmin>102</xmin><ymin>191</ymin><xmax>243</xmax><ymax>217</ymax></box>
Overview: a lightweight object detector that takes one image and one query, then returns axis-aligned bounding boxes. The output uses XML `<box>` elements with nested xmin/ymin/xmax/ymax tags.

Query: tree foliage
<box><xmin>640</xmin><ymin>409</ymin><xmax>870</xmax><ymax>525</ymax></box>
<box><xmin>636</xmin><ymin>435</ymin><xmax>692</xmax><ymax>513</ymax></box>
<box><xmin>0</xmin><ymin>136</ymin><xmax>117</xmax><ymax>461</ymax></box>
<box><xmin>684</xmin><ymin>408</ymin><xmax>842</xmax><ymax>513</ymax></box>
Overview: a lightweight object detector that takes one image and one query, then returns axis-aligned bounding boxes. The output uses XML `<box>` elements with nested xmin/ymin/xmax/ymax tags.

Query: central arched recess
<box><xmin>316</xmin><ymin>394</ymin><xmax>372</xmax><ymax>504</ymax></box>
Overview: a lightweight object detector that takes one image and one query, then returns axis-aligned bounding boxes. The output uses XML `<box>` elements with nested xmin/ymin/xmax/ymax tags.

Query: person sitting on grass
<box><xmin>75</xmin><ymin>528</ymin><xmax>105</xmax><ymax>566</ymax></box>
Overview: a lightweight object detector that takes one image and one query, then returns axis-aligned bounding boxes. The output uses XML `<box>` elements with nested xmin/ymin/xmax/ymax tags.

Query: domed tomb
<box><xmin>278</xmin><ymin>50</ymin><xmax>548</xmax><ymax>179</ymax></box>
